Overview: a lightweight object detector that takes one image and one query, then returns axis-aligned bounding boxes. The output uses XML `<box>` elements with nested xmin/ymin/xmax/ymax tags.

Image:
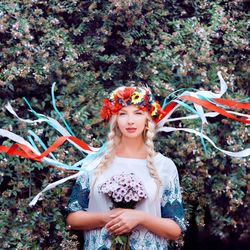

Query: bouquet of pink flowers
<box><xmin>99</xmin><ymin>172</ymin><xmax>147</xmax><ymax>250</ymax></box>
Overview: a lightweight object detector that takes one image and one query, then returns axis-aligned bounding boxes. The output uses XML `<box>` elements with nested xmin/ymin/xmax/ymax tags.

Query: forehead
<box><xmin>119</xmin><ymin>105</ymin><xmax>141</xmax><ymax>112</ymax></box>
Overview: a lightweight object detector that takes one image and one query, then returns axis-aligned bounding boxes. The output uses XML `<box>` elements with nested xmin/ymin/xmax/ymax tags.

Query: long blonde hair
<box><xmin>93</xmin><ymin>113</ymin><xmax>162</xmax><ymax>196</ymax></box>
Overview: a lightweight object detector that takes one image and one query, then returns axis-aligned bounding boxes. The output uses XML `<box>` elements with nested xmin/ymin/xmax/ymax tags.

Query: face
<box><xmin>116</xmin><ymin>105</ymin><xmax>148</xmax><ymax>139</ymax></box>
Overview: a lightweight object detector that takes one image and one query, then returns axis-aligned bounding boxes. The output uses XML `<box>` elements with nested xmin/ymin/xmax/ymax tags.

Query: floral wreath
<box><xmin>100</xmin><ymin>86</ymin><xmax>165</xmax><ymax>123</ymax></box>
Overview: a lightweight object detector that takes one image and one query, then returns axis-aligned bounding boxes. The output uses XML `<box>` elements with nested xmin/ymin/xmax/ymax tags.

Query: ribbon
<box><xmin>179</xmin><ymin>95</ymin><xmax>250</xmax><ymax>124</ymax></box>
<box><xmin>29</xmin><ymin>148</ymin><xmax>106</xmax><ymax>206</ymax></box>
<box><xmin>51</xmin><ymin>82</ymin><xmax>76</xmax><ymax>137</ymax></box>
<box><xmin>1</xmin><ymin>71</ymin><xmax>249</xmax><ymax>207</ymax></box>
<box><xmin>157</xmin><ymin>126</ymin><xmax>250</xmax><ymax>158</ymax></box>
<box><xmin>5</xmin><ymin>102</ymin><xmax>99</xmax><ymax>153</ymax></box>
<box><xmin>0</xmin><ymin>132</ymin><xmax>93</xmax><ymax>162</ymax></box>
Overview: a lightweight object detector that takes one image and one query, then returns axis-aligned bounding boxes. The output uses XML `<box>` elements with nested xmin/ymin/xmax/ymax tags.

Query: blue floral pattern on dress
<box><xmin>66</xmin><ymin>156</ymin><xmax>186</xmax><ymax>249</ymax></box>
<box><xmin>84</xmin><ymin>228</ymin><xmax>170</xmax><ymax>250</ymax></box>
<box><xmin>66</xmin><ymin>172</ymin><xmax>90</xmax><ymax>212</ymax></box>
<box><xmin>161</xmin><ymin>176</ymin><xmax>186</xmax><ymax>232</ymax></box>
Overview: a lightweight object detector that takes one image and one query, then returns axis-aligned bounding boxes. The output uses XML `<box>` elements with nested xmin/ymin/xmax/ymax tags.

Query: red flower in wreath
<box><xmin>100</xmin><ymin>86</ymin><xmax>167</xmax><ymax>123</ymax></box>
<box><xmin>111</xmin><ymin>102</ymin><xmax>123</xmax><ymax>113</ymax></box>
<box><xmin>116</xmin><ymin>87</ymin><xmax>135</xmax><ymax>103</ymax></box>
<box><xmin>100</xmin><ymin>98</ymin><xmax>113</xmax><ymax>121</ymax></box>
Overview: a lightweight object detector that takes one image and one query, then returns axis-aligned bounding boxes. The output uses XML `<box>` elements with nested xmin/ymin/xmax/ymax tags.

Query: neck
<box><xmin>116</xmin><ymin>136</ymin><xmax>146</xmax><ymax>157</ymax></box>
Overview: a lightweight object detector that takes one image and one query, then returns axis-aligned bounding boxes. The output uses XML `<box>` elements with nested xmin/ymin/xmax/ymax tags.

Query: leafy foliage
<box><xmin>0</xmin><ymin>0</ymin><xmax>249</xmax><ymax>249</ymax></box>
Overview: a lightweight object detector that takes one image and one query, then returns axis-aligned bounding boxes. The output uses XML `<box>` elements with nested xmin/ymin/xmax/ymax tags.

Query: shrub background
<box><xmin>0</xmin><ymin>0</ymin><xmax>249</xmax><ymax>249</ymax></box>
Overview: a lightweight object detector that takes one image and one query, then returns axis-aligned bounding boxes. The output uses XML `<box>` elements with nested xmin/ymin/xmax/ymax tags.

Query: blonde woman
<box><xmin>0</xmin><ymin>75</ymin><xmax>248</xmax><ymax>249</ymax></box>
<box><xmin>66</xmin><ymin>86</ymin><xmax>186</xmax><ymax>249</ymax></box>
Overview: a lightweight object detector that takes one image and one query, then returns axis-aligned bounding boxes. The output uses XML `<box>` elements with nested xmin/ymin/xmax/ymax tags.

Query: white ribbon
<box><xmin>156</xmin><ymin>126</ymin><xmax>250</xmax><ymax>158</ymax></box>
<box><xmin>5</xmin><ymin>103</ymin><xmax>99</xmax><ymax>153</ymax></box>
<box><xmin>0</xmin><ymin>129</ymin><xmax>40</xmax><ymax>155</ymax></box>
<box><xmin>29</xmin><ymin>152</ymin><xmax>104</xmax><ymax>206</ymax></box>
<box><xmin>164</xmin><ymin>111</ymin><xmax>250</xmax><ymax>123</ymax></box>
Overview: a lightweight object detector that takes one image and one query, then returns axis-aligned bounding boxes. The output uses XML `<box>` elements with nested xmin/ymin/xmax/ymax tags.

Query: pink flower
<box><xmin>99</xmin><ymin>172</ymin><xmax>147</xmax><ymax>208</ymax></box>
<box><xmin>132</xmin><ymin>193</ymin><xmax>139</xmax><ymax>202</ymax></box>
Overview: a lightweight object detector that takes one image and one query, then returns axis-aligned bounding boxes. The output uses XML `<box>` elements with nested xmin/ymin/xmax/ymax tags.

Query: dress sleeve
<box><xmin>66</xmin><ymin>171</ymin><xmax>90</xmax><ymax>213</ymax></box>
<box><xmin>160</xmin><ymin>164</ymin><xmax>186</xmax><ymax>232</ymax></box>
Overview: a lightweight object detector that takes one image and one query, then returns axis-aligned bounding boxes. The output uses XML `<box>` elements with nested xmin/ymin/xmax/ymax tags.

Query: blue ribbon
<box><xmin>168</xmin><ymin>99</ymin><xmax>208</xmax><ymax>156</ymax></box>
<box><xmin>28</xmin><ymin>130</ymin><xmax>57</xmax><ymax>160</ymax></box>
<box><xmin>51</xmin><ymin>82</ymin><xmax>76</xmax><ymax>137</ymax></box>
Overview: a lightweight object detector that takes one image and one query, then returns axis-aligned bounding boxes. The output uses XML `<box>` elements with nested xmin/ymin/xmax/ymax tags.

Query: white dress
<box><xmin>67</xmin><ymin>152</ymin><xmax>186</xmax><ymax>250</ymax></box>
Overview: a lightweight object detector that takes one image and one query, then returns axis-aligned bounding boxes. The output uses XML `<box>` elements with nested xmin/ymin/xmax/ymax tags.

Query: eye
<box><xmin>118</xmin><ymin>112</ymin><xmax>126</xmax><ymax>116</ymax></box>
<box><xmin>135</xmin><ymin>111</ymin><xmax>143</xmax><ymax>115</ymax></box>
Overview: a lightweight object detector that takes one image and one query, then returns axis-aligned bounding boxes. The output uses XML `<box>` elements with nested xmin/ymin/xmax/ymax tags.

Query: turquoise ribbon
<box><xmin>41</xmin><ymin>142</ymin><xmax>107</xmax><ymax>172</ymax></box>
<box><xmin>167</xmin><ymin>99</ymin><xmax>208</xmax><ymax>156</ymax></box>
<box><xmin>23</xmin><ymin>92</ymin><xmax>86</xmax><ymax>158</ymax></box>
<box><xmin>51</xmin><ymin>82</ymin><xmax>76</xmax><ymax>137</ymax></box>
<box><xmin>23</xmin><ymin>97</ymin><xmax>47</xmax><ymax>120</ymax></box>
<box><xmin>238</xmin><ymin>97</ymin><xmax>250</xmax><ymax>102</ymax></box>
<box><xmin>28</xmin><ymin>130</ymin><xmax>57</xmax><ymax>160</ymax></box>
<box><xmin>162</xmin><ymin>88</ymin><xmax>198</xmax><ymax>109</ymax></box>
<box><xmin>42</xmin><ymin>158</ymin><xmax>82</xmax><ymax>171</ymax></box>
<box><xmin>27</xmin><ymin>135</ymin><xmax>41</xmax><ymax>155</ymax></box>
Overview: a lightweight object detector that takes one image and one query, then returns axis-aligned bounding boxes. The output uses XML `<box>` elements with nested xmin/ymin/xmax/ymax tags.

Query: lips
<box><xmin>126</xmin><ymin>128</ymin><xmax>137</xmax><ymax>133</ymax></box>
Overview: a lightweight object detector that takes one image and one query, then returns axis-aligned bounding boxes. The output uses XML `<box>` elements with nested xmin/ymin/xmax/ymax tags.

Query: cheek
<box><xmin>116</xmin><ymin>117</ymin><xmax>126</xmax><ymax>129</ymax></box>
<box><xmin>137</xmin><ymin>117</ymin><xmax>147</xmax><ymax>129</ymax></box>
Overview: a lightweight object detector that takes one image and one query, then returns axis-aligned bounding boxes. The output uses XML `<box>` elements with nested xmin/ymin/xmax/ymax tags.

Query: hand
<box><xmin>105</xmin><ymin>209</ymin><xmax>144</xmax><ymax>235</ymax></box>
<box><xmin>102</xmin><ymin>208</ymin><xmax>123</xmax><ymax>225</ymax></box>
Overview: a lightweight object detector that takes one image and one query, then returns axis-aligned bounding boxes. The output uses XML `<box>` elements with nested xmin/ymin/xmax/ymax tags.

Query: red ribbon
<box><xmin>158</xmin><ymin>96</ymin><xmax>250</xmax><ymax>124</ymax></box>
<box><xmin>180</xmin><ymin>96</ymin><xmax>250</xmax><ymax>124</ymax></box>
<box><xmin>1</xmin><ymin>97</ymin><xmax>249</xmax><ymax>164</ymax></box>
<box><xmin>213</xmin><ymin>98</ymin><xmax>250</xmax><ymax>109</ymax></box>
<box><xmin>0</xmin><ymin>136</ymin><xmax>93</xmax><ymax>170</ymax></box>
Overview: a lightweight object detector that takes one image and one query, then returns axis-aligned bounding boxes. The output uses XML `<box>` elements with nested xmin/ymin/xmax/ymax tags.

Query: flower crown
<box><xmin>100</xmin><ymin>86</ymin><xmax>165</xmax><ymax>123</ymax></box>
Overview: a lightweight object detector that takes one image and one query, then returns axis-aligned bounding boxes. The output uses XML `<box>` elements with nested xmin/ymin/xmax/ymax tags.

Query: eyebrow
<box><xmin>119</xmin><ymin>109</ymin><xmax>142</xmax><ymax>113</ymax></box>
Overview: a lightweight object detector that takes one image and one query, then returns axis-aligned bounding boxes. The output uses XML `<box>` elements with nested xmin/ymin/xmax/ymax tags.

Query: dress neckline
<box><xmin>114</xmin><ymin>152</ymin><xmax>160</xmax><ymax>161</ymax></box>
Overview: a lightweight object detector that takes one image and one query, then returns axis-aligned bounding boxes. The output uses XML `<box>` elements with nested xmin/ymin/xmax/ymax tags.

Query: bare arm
<box><xmin>66</xmin><ymin>208</ymin><xmax>123</xmax><ymax>230</ymax></box>
<box><xmin>66</xmin><ymin>211</ymin><xmax>106</xmax><ymax>230</ymax></box>
<box><xmin>140</xmin><ymin>211</ymin><xmax>182</xmax><ymax>240</ymax></box>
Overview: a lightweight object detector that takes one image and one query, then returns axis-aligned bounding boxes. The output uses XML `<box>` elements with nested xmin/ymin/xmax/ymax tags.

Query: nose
<box><xmin>127</xmin><ymin>114</ymin><xmax>135</xmax><ymax>124</ymax></box>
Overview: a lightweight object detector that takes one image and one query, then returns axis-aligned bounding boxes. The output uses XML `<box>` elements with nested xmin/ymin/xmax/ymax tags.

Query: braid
<box><xmin>93</xmin><ymin>113</ymin><xmax>162</xmax><ymax>198</ymax></box>
<box><xmin>144</xmin><ymin>117</ymin><xmax>162</xmax><ymax>198</ymax></box>
<box><xmin>92</xmin><ymin>115</ymin><xmax>121</xmax><ymax>188</ymax></box>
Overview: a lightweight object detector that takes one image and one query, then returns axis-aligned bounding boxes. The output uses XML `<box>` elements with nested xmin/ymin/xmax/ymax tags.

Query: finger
<box><xmin>106</xmin><ymin>221</ymin><xmax>119</xmax><ymax>232</ymax></box>
<box><xmin>109</xmin><ymin>209</ymin><xmax>124</xmax><ymax>218</ymax></box>
<box><xmin>112</xmin><ymin>208</ymin><xmax>123</xmax><ymax>212</ymax></box>
<box><xmin>107</xmin><ymin>225</ymin><xmax>119</xmax><ymax>234</ymax></box>
<box><xmin>107</xmin><ymin>221</ymin><xmax>124</xmax><ymax>234</ymax></box>
<box><xmin>105</xmin><ymin>218</ymin><xmax>121</xmax><ymax>229</ymax></box>
<box><xmin>113</xmin><ymin>225</ymin><xmax>129</xmax><ymax>235</ymax></box>
<box><xmin>109</xmin><ymin>223</ymin><xmax>119</xmax><ymax>232</ymax></box>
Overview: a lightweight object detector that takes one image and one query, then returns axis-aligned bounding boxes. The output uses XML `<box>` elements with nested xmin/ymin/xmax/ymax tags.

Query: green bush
<box><xmin>0</xmin><ymin>0</ymin><xmax>249</xmax><ymax>249</ymax></box>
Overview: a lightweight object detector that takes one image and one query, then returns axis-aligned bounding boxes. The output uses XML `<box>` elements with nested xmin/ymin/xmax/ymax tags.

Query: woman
<box><xmin>66</xmin><ymin>86</ymin><xmax>186</xmax><ymax>249</ymax></box>
<box><xmin>0</xmin><ymin>74</ymin><xmax>248</xmax><ymax>248</ymax></box>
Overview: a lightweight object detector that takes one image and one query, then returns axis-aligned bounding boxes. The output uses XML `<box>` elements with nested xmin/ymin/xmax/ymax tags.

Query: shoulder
<box><xmin>154</xmin><ymin>152</ymin><xmax>177</xmax><ymax>169</ymax></box>
<box><xmin>154</xmin><ymin>152</ymin><xmax>178</xmax><ymax>176</ymax></box>
<box><xmin>75</xmin><ymin>170</ymin><xmax>91</xmax><ymax>188</ymax></box>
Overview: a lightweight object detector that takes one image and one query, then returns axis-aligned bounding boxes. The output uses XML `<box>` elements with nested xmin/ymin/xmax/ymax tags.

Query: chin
<box><xmin>123</xmin><ymin>132</ymin><xmax>143</xmax><ymax>139</ymax></box>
